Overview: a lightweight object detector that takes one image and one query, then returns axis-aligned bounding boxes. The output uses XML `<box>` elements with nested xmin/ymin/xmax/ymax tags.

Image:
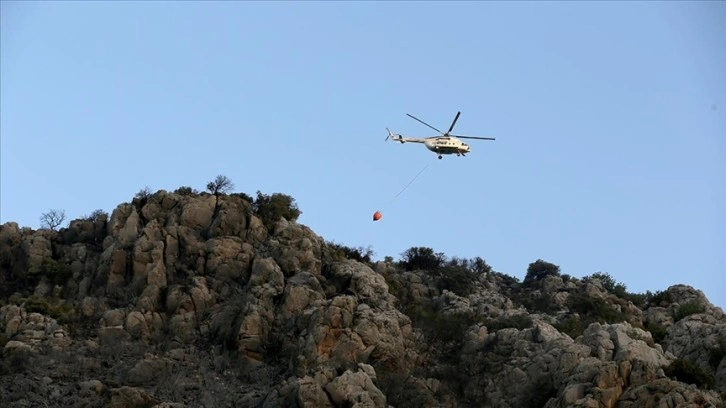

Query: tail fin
<box><xmin>385</xmin><ymin>128</ymin><xmax>403</xmax><ymax>142</ymax></box>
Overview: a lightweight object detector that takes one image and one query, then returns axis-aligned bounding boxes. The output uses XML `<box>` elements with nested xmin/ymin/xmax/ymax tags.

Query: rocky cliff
<box><xmin>1</xmin><ymin>190</ymin><xmax>724</xmax><ymax>407</ymax></box>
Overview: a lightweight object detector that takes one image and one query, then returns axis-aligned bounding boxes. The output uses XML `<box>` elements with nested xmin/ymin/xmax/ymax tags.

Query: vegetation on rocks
<box><xmin>0</xmin><ymin>179</ymin><xmax>724</xmax><ymax>407</ymax></box>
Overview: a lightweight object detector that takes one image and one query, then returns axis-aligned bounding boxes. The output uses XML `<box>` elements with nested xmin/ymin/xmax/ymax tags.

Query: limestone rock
<box><xmin>0</xmin><ymin>194</ymin><xmax>723</xmax><ymax>408</ymax></box>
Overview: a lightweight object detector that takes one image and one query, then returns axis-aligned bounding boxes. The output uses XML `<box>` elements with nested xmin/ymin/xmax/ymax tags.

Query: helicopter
<box><xmin>385</xmin><ymin>111</ymin><xmax>495</xmax><ymax>159</ymax></box>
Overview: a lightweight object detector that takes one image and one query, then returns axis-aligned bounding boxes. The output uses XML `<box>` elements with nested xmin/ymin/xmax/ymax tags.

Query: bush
<box><xmin>23</xmin><ymin>295</ymin><xmax>75</xmax><ymax>321</ymax></box>
<box><xmin>646</xmin><ymin>290</ymin><xmax>672</xmax><ymax>307</ymax></box>
<box><xmin>645</xmin><ymin>321</ymin><xmax>668</xmax><ymax>344</ymax></box>
<box><xmin>708</xmin><ymin>336</ymin><xmax>726</xmax><ymax>370</ymax></box>
<box><xmin>0</xmin><ymin>347</ymin><xmax>33</xmax><ymax>374</ymax></box>
<box><xmin>133</xmin><ymin>187</ymin><xmax>153</xmax><ymax>209</ymax></box>
<box><xmin>622</xmin><ymin>291</ymin><xmax>648</xmax><ymax>308</ymax></box>
<box><xmin>435</xmin><ymin>265</ymin><xmax>478</xmax><ymax>297</ymax></box>
<box><xmin>135</xmin><ymin>187</ymin><xmax>152</xmax><ymax>200</ymax></box>
<box><xmin>231</xmin><ymin>192</ymin><xmax>254</xmax><ymax>203</ymax></box>
<box><xmin>471</xmin><ymin>256</ymin><xmax>492</xmax><ymax>275</ymax></box>
<box><xmin>174</xmin><ymin>186</ymin><xmax>199</xmax><ymax>196</ymax></box>
<box><xmin>375</xmin><ymin>370</ymin><xmax>436</xmax><ymax>408</ymax></box>
<box><xmin>404</xmin><ymin>304</ymin><xmax>474</xmax><ymax>354</ymax></box>
<box><xmin>674</xmin><ymin>301</ymin><xmax>705</xmax><ymax>321</ymax></box>
<box><xmin>554</xmin><ymin>315</ymin><xmax>587</xmax><ymax>339</ymax></box>
<box><xmin>83</xmin><ymin>209</ymin><xmax>109</xmax><ymax>223</ymax></box>
<box><xmin>588</xmin><ymin>272</ymin><xmax>628</xmax><ymax>297</ymax></box>
<box><xmin>327</xmin><ymin>241</ymin><xmax>375</xmax><ymax>263</ymax></box>
<box><xmin>41</xmin><ymin>259</ymin><xmax>73</xmax><ymax>286</ymax></box>
<box><xmin>400</xmin><ymin>247</ymin><xmax>446</xmax><ymax>271</ymax></box>
<box><xmin>517</xmin><ymin>292</ymin><xmax>558</xmax><ymax>314</ymax></box>
<box><xmin>524</xmin><ymin>259</ymin><xmax>560</xmax><ymax>285</ymax></box>
<box><xmin>252</xmin><ymin>191</ymin><xmax>302</xmax><ymax>229</ymax></box>
<box><xmin>484</xmin><ymin>314</ymin><xmax>533</xmax><ymax>332</ymax></box>
<box><xmin>567</xmin><ymin>291</ymin><xmax>627</xmax><ymax>324</ymax></box>
<box><xmin>493</xmin><ymin>271</ymin><xmax>520</xmax><ymax>287</ymax></box>
<box><xmin>664</xmin><ymin>359</ymin><xmax>714</xmax><ymax>389</ymax></box>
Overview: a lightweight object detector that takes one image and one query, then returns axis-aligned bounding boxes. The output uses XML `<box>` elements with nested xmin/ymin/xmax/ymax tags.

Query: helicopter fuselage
<box><xmin>423</xmin><ymin>137</ymin><xmax>470</xmax><ymax>156</ymax></box>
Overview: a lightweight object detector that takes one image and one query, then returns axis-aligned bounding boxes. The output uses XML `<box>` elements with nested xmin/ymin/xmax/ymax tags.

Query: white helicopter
<box><xmin>385</xmin><ymin>111</ymin><xmax>495</xmax><ymax>159</ymax></box>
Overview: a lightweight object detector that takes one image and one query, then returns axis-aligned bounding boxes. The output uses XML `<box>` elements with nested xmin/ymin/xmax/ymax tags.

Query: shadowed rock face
<box><xmin>0</xmin><ymin>190</ymin><xmax>724</xmax><ymax>408</ymax></box>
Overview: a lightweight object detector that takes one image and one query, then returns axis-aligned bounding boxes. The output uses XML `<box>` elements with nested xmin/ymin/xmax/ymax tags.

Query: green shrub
<box><xmin>523</xmin><ymin>259</ymin><xmax>560</xmax><ymax>285</ymax></box>
<box><xmin>526</xmin><ymin>375</ymin><xmax>558</xmax><ymax>408</ymax></box>
<box><xmin>173</xmin><ymin>186</ymin><xmax>199</xmax><ymax>196</ymax></box>
<box><xmin>400</xmin><ymin>247</ymin><xmax>446</xmax><ymax>271</ymax></box>
<box><xmin>133</xmin><ymin>187</ymin><xmax>153</xmax><ymax>209</ymax></box>
<box><xmin>404</xmin><ymin>304</ymin><xmax>474</xmax><ymax>354</ymax></box>
<box><xmin>375</xmin><ymin>370</ymin><xmax>436</xmax><ymax>408</ymax></box>
<box><xmin>386</xmin><ymin>276</ymin><xmax>406</xmax><ymax>301</ymax></box>
<box><xmin>567</xmin><ymin>292</ymin><xmax>626</xmax><ymax>323</ymax></box>
<box><xmin>622</xmin><ymin>291</ymin><xmax>648</xmax><ymax>308</ymax></box>
<box><xmin>444</xmin><ymin>256</ymin><xmax>492</xmax><ymax>276</ymax></box>
<box><xmin>708</xmin><ymin>336</ymin><xmax>726</xmax><ymax>370</ymax></box>
<box><xmin>230</xmin><ymin>192</ymin><xmax>253</xmax><ymax>203</ymax></box>
<box><xmin>435</xmin><ymin>265</ymin><xmax>478</xmax><ymax>297</ymax></box>
<box><xmin>23</xmin><ymin>295</ymin><xmax>75</xmax><ymax>321</ymax></box>
<box><xmin>493</xmin><ymin>271</ymin><xmax>520</xmax><ymax>287</ymax></box>
<box><xmin>674</xmin><ymin>301</ymin><xmax>705</xmax><ymax>321</ymax></box>
<box><xmin>646</xmin><ymin>290</ymin><xmax>672</xmax><ymax>307</ymax></box>
<box><xmin>0</xmin><ymin>347</ymin><xmax>33</xmax><ymax>374</ymax></box>
<box><xmin>645</xmin><ymin>321</ymin><xmax>668</xmax><ymax>344</ymax></box>
<box><xmin>83</xmin><ymin>209</ymin><xmax>109</xmax><ymax>223</ymax></box>
<box><xmin>484</xmin><ymin>314</ymin><xmax>533</xmax><ymax>332</ymax></box>
<box><xmin>41</xmin><ymin>259</ymin><xmax>73</xmax><ymax>286</ymax></box>
<box><xmin>252</xmin><ymin>191</ymin><xmax>302</xmax><ymax>229</ymax></box>
<box><xmin>517</xmin><ymin>292</ymin><xmax>558</xmax><ymax>314</ymax></box>
<box><xmin>135</xmin><ymin>187</ymin><xmax>152</xmax><ymax>200</ymax></box>
<box><xmin>554</xmin><ymin>315</ymin><xmax>587</xmax><ymax>339</ymax></box>
<box><xmin>555</xmin><ymin>291</ymin><xmax>628</xmax><ymax>338</ymax></box>
<box><xmin>327</xmin><ymin>241</ymin><xmax>374</xmax><ymax>263</ymax></box>
<box><xmin>664</xmin><ymin>359</ymin><xmax>714</xmax><ymax>389</ymax></box>
<box><xmin>470</xmin><ymin>256</ymin><xmax>492</xmax><ymax>275</ymax></box>
<box><xmin>587</xmin><ymin>272</ymin><xmax>628</xmax><ymax>298</ymax></box>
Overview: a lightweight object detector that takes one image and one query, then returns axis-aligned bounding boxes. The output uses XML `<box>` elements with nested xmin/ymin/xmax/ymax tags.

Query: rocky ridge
<box><xmin>0</xmin><ymin>190</ymin><xmax>724</xmax><ymax>407</ymax></box>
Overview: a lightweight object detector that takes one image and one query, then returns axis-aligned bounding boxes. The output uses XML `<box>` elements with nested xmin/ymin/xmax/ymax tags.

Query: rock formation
<box><xmin>0</xmin><ymin>190</ymin><xmax>723</xmax><ymax>407</ymax></box>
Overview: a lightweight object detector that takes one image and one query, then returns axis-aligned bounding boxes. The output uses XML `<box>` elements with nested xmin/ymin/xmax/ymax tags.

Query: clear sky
<box><xmin>2</xmin><ymin>1</ymin><xmax>724</xmax><ymax>308</ymax></box>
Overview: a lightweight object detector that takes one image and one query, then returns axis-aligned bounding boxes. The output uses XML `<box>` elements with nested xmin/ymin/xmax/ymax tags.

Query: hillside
<box><xmin>1</xmin><ymin>188</ymin><xmax>724</xmax><ymax>408</ymax></box>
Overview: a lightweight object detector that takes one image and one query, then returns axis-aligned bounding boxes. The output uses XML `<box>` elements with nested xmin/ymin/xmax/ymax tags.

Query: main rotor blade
<box><xmin>451</xmin><ymin>135</ymin><xmax>496</xmax><ymax>140</ymax></box>
<box><xmin>447</xmin><ymin>111</ymin><xmax>461</xmax><ymax>134</ymax></box>
<box><xmin>406</xmin><ymin>113</ymin><xmax>444</xmax><ymax>134</ymax></box>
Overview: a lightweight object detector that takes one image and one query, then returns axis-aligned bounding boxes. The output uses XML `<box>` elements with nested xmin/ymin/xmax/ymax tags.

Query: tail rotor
<box><xmin>385</xmin><ymin>128</ymin><xmax>403</xmax><ymax>143</ymax></box>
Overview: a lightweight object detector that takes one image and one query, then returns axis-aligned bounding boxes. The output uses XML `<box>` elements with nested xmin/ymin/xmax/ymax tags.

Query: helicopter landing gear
<box><xmin>438</xmin><ymin>155</ymin><xmax>442</xmax><ymax>160</ymax></box>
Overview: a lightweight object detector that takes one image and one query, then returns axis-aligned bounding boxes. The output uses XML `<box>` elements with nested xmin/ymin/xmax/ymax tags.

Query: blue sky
<box><xmin>2</xmin><ymin>1</ymin><xmax>724</xmax><ymax>308</ymax></box>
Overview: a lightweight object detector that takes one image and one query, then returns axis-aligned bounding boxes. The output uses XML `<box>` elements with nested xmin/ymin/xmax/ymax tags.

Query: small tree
<box><xmin>252</xmin><ymin>191</ymin><xmax>302</xmax><ymax>228</ymax></box>
<box><xmin>85</xmin><ymin>209</ymin><xmax>109</xmax><ymax>223</ymax></box>
<box><xmin>400</xmin><ymin>247</ymin><xmax>446</xmax><ymax>271</ymax></box>
<box><xmin>471</xmin><ymin>256</ymin><xmax>492</xmax><ymax>275</ymax></box>
<box><xmin>174</xmin><ymin>186</ymin><xmax>198</xmax><ymax>196</ymax></box>
<box><xmin>40</xmin><ymin>209</ymin><xmax>66</xmax><ymax>230</ymax></box>
<box><xmin>588</xmin><ymin>272</ymin><xmax>627</xmax><ymax>297</ymax></box>
<box><xmin>524</xmin><ymin>259</ymin><xmax>560</xmax><ymax>285</ymax></box>
<box><xmin>135</xmin><ymin>187</ymin><xmax>152</xmax><ymax>200</ymax></box>
<box><xmin>207</xmin><ymin>175</ymin><xmax>234</xmax><ymax>196</ymax></box>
